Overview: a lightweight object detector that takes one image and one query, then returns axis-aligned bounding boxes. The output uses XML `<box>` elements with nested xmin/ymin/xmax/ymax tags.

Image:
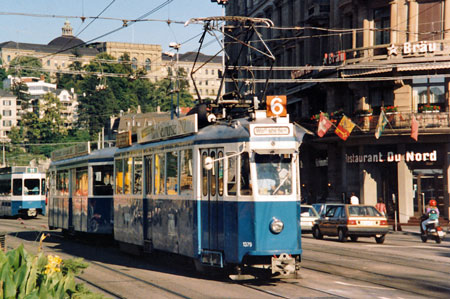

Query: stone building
<box><xmin>226</xmin><ymin>0</ymin><xmax>450</xmax><ymax>223</ymax></box>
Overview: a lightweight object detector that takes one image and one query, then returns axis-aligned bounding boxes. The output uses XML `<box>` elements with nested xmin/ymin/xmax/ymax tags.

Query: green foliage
<box><xmin>7</xmin><ymin>56</ymin><xmax>49</xmax><ymax>79</ymax></box>
<box><xmin>0</xmin><ymin>244</ymin><xmax>103</xmax><ymax>298</ymax></box>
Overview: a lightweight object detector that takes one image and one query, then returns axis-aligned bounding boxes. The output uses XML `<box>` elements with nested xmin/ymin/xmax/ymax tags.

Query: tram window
<box><xmin>211</xmin><ymin>152</ymin><xmax>216</xmax><ymax>196</ymax></box>
<box><xmin>227</xmin><ymin>154</ymin><xmax>237</xmax><ymax>196</ymax></box>
<box><xmin>240</xmin><ymin>153</ymin><xmax>252</xmax><ymax>196</ymax></box>
<box><xmin>218</xmin><ymin>151</ymin><xmax>224</xmax><ymax>196</ymax></box>
<box><xmin>75</xmin><ymin>167</ymin><xmax>88</xmax><ymax>196</ymax></box>
<box><xmin>202</xmin><ymin>152</ymin><xmax>208</xmax><ymax>196</ymax></box>
<box><xmin>41</xmin><ymin>179</ymin><xmax>46</xmax><ymax>196</ymax></box>
<box><xmin>145</xmin><ymin>155</ymin><xmax>153</xmax><ymax>195</ymax></box>
<box><xmin>133</xmin><ymin>157</ymin><xmax>143</xmax><ymax>194</ymax></box>
<box><xmin>255</xmin><ymin>153</ymin><xmax>292</xmax><ymax>196</ymax></box>
<box><xmin>13</xmin><ymin>179</ymin><xmax>22</xmax><ymax>196</ymax></box>
<box><xmin>167</xmin><ymin>151</ymin><xmax>178</xmax><ymax>195</ymax></box>
<box><xmin>155</xmin><ymin>153</ymin><xmax>165</xmax><ymax>195</ymax></box>
<box><xmin>180</xmin><ymin>149</ymin><xmax>193</xmax><ymax>196</ymax></box>
<box><xmin>0</xmin><ymin>179</ymin><xmax>11</xmax><ymax>195</ymax></box>
<box><xmin>93</xmin><ymin>165</ymin><xmax>113</xmax><ymax>196</ymax></box>
<box><xmin>56</xmin><ymin>170</ymin><xmax>69</xmax><ymax>195</ymax></box>
<box><xmin>24</xmin><ymin>179</ymin><xmax>40</xmax><ymax>195</ymax></box>
<box><xmin>115</xmin><ymin>159</ymin><xmax>124</xmax><ymax>194</ymax></box>
<box><xmin>124</xmin><ymin>157</ymin><xmax>132</xmax><ymax>194</ymax></box>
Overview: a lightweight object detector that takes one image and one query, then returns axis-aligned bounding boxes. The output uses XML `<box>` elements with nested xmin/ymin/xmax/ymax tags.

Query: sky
<box><xmin>0</xmin><ymin>0</ymin><xmax>224</xmax><ymax>55</ymax></box>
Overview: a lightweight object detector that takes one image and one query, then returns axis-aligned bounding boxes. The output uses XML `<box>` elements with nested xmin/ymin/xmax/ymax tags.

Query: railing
<box><xmin>352</xmin><ymin>112</ymin><xmax>450</xmax><ymax>132</ymax></box>
<box><xmin>301</xmin><ymin>112</ymin><xmax>450</xmax><ymax>136</ymax></box>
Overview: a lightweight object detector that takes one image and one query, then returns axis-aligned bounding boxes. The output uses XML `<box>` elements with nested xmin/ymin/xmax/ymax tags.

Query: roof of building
<box><xmin>162</xmin><ymin>51</ymin><xmax>222</xmax><ymax>64</ymax></box>
<box><xmin>48</xmin><ymin>35</ymin><xmax>85</xmax><ymax>49</ymax></box>
<box><xmin>0</xmin><ymin>41</ymin><xmax>99</xmax><ymax>56</ymax></box>
<box><xmin>0</xmin><ymin>89</ymin><xmax>15</xmax><ymax>98</ymax></box>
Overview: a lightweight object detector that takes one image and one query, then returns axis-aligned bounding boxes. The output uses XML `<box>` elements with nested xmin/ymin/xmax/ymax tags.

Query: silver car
<box><xmin>300</xmin><ymin>205</ymin><xmax>319</xmax><ymax>234</ymax></box>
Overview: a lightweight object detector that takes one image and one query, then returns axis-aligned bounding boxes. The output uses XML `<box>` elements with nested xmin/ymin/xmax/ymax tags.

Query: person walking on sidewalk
<box><xmin>375</xmin><ymin>197</ymin><xmax>387</xmax><ymax>216</ymax></box>
<box><xmin>350</xmin><ymin>192</ymin><xmax>359</xmax><ymax>205</ymax></box>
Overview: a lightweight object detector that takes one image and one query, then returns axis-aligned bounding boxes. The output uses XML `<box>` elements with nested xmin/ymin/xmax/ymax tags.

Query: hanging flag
<box><xmin>335</xmin><ymin>115</ymin><xmax>355</xmax><ymax>141</ymax></box>
<box><xmin>411</xmin><ymin>114</ymin><xmax>419</xmax><ymax>141</ymax></box>
<box><xmin>317</xmin><ymin>112</ymin><xmax>333</xmax><ymax>137</ymax></box>
<box><xmin>375</xmin><ymin>110</ymin><xmax>388</xmax><ymax>139</ymax></box>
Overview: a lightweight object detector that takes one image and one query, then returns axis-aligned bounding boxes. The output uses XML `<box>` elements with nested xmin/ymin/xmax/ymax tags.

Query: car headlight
<box><xmin>270</xmin><ymin>218</ymin><xmax>284</xmax><ymax>234</ymax></box>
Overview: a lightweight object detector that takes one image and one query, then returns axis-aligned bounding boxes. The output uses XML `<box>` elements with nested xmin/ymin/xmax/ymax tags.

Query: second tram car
<box><xmin>0</xmin><ymin>166</ymin><xmax>46</xmax><ymax>217</ymax></box>
<box><xmin>47</xmin><ymin>145</ymin><xmax>115</xmax><ymax>235</ymax></box>
<box><xmin>113</xmin><ymin>110</ymin><xmax>304</xmax><ymax>277</ymax></box>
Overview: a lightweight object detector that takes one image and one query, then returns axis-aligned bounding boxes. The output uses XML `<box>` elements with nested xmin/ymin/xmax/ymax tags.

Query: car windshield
<box><xmin>255</xmin><ymin>153</ymin><xmax>292</xmax><ymax>196</ymax></box>
<box><xmin>348</xmin><ymin>206</ymin><xmax>382</xmax><ymax>217</ymax></box>
<box><xmin>301</xmin><ymin>207</ymin><xmax>318</xmax><ymax>217</ymax></box>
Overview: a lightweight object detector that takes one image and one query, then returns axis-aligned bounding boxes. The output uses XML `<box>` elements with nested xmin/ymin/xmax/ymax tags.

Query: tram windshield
<box><xmin>255</xmin><ymin>153</ymin><xmax>292</xmax><ymax>195</ymax></box>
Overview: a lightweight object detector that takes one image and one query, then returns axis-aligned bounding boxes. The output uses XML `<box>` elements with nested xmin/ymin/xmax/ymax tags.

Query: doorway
<box><xmin>413</xmin><ymin>169</ymin><xmax>444</xmax><ymax>216</ymax></box>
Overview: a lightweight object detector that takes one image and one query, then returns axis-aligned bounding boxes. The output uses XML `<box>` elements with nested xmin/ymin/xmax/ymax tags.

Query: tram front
<box><xmin>231</xmin><ymin>111</ymin><xmax>303</xmax><ymax>278</ymax></box>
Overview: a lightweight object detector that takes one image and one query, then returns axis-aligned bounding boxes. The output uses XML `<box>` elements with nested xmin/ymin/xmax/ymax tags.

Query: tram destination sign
<box><xmin>51</xmin><ymin>142</ymin><xmax>90</xmax><ymax>161</ymax></box>
<box><xmin>138</xmin><ymin>114</ymin><xmax>198</xmax><ymax>144</ymax></box>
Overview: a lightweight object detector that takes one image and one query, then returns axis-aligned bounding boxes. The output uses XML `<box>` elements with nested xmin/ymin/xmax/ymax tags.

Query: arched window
<box><xmin>131</xmin><ymin>57</ymin><xmax>137</xmax><ymax>70</ymax></box>
<box><xmin>145</xmin><ymin>58</ymin><xmax>151</xmax><ymax>71</ymax></box>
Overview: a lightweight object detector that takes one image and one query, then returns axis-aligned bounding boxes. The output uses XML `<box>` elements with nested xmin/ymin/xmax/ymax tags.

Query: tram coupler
<box><xmin>271</xmin><ymin>253</ymin><xmax>297</xmax><ymax>276</ymax></box>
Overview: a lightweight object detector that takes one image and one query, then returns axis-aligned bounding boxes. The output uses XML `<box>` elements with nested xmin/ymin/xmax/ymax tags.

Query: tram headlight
<box><xmin>269</xmin><ymin>218</ymin><xmax>284</xmax><ymax>234</ymax></box>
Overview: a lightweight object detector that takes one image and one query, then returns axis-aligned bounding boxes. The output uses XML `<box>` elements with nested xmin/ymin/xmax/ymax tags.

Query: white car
<box><xmin>300</xmin><ymin>205</ymin><xmax>319</xmax><ymax>234</ymax></box>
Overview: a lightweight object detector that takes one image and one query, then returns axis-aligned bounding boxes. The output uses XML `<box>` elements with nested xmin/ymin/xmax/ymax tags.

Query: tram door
<box><xmin>201</xmin><ymin>148</ymin><xmax>224</xmax><ymax>251</ymax></box>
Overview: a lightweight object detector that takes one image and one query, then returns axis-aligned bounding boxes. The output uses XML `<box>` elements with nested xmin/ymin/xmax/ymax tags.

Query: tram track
<box><xmin>302</xmin><ymin>240</ymin><xmax>450</xmax><ymax>275</ymax></box>
<box><xmin>300</xmin><ymin>255</ymin><xmax>448</xmax><ymax>298</ymax></box>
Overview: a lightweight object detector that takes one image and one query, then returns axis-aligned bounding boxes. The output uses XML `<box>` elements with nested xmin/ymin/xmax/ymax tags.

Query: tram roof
<box><xmin>115</xmin><ymin>115</ymin><xmax>306</xmax><ymax>154</ymax></box>
<box><xmin>50</xmin><ymin>147</ymin><xmax>117</xmax><ymax>168</ymax></box>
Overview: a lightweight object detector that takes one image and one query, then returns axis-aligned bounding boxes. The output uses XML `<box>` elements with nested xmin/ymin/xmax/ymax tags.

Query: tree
<box><xmin>7</xmin><ymin>56</ymin><xmax>48</xmax><ymax>79</ymax></box>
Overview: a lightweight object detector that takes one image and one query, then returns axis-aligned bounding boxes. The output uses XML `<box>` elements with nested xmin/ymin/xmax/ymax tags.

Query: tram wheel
<box><xmin>312</xmin><ymin>226</ymin><xmax>323</xmax><ymax>240</ymax></box>
<box><xmin>338</xmin><ymin>229</ymin><xmax>347</xmax><ymax>242</ymax></box>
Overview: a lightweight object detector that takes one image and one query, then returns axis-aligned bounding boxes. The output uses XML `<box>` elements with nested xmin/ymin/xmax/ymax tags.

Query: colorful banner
<box><xmin>335</xmin><ymin>115</ymin><xmax>355</xmax><ymax>141</ymax></box>
<box><xmin>411</xmin><ymin>114</ymin><xmax>418</xmax><ymax>141</ymax></box>
<box><xmin>317</xmin><ymin>112</ymin><xmax>333</xmax><ymax>137</ymax></box>
<box><xmin>375</xmin><ymin>110</ymin><xmax>388</xmax><ymax>139</ymax></box>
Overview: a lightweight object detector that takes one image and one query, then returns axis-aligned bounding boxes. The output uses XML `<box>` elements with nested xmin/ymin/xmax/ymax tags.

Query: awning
<box><xmin>397</xmin><ymin>62</ymin><xmax>450</xmax><ymax>72</ymax></box>
<box><xmin>341</xmin><ymin>67</ymin><xmax>392</xmax><ymax>78</ymax></box>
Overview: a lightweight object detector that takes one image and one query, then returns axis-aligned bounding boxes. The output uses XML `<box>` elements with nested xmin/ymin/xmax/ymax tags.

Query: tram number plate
<box><xmin>359</xmin><ymin>221</ymin><xmax>375</xmax><ymax>226</ymax></box>
<box><xmin>243</xmin><ymin>242</ymin><xmax>253</xmax><ymax>248</ymax></box>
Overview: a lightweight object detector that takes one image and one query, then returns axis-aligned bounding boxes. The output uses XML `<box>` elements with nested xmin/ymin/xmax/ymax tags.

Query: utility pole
<box><xmin>169</xmin><ymin>42</ymin><xmax>181</xmax><ymax>118</ymax></box>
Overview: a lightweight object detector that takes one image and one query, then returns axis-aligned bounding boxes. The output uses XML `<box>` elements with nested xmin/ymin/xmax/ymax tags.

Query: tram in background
<box><xmin>0</xmin><ymin>166</ymin><xmax>46</xmax><ymax>217</ymax></box>
<box><xmin>113</xmin><ymin>105</ymin><xmax>305</xmax><ymax>278</ymax></box>
<box><xmin>47</xmin><ymin>143</ymin><xmax>116</xmax><ymax>235</ymax></box>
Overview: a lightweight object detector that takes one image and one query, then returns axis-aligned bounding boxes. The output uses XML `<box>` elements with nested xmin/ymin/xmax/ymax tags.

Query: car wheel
<box><xmin>435</xmin><ymin>237</ymin><xmax>441</xmax><ymax>244</ymax></box>
<box><xmin>350</xmin><ymin>236</ymin><xmax>358</xmax><ymax>242</ymax></box>
<box><xmin>375</xmin><ymin>235</ymin><xmax>385</xmax><ymax>244</ymax></box>
<box><xmin>312</xmin><ymin>226</ymin><xmax>323</xmax><ymax>240</ymax></box>
<box><xmin>338</xmin><ymin>229</ymin><xmax>347</xmax><ymax>242</ymax></box>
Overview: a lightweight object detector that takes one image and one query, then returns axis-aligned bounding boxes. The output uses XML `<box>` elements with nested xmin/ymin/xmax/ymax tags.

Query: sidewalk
<box><xmin>389</xmin><ymin>224</ymin><xmax>450</xmax><ymax>236</ymax></box>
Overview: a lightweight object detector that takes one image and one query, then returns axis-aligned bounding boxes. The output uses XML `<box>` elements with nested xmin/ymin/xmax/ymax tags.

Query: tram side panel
<box><xmin>114</xmin><ymin>196</ymin><xmax>144</xmax><ymax>245</ymax></box>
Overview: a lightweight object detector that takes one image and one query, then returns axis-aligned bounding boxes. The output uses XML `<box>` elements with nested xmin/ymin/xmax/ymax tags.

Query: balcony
<box><xmin>301</xmin><ymin>112</ymin><xmax>450</xmax><ymax>138</ymax></box>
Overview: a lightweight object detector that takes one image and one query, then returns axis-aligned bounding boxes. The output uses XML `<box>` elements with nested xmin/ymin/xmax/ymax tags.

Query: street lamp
<box><xmin>169</xmin><ymin>42</ymin><xmax>181</xmax><ymax>119</ymax></box>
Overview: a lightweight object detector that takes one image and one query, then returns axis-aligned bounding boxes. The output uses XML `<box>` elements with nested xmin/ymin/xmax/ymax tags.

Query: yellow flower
<box><xmin>45</xmin><ymin>255</ymin><xmax>62</xmax><ymax>275</ymax></box>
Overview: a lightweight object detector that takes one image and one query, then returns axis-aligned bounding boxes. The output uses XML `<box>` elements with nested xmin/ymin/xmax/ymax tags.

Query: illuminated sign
<box><xmin>138</xmin><ymin>114</ymin><xmax>198</xmax><ymax>144</ymax></box>
<box><xmin>323</xmin><ymin>51</ymin><xmax>346</xmax><ymax>65</ymax></box>
<box><xmin>346</xmin><ymin>150</ymin><xmax>437</xmax><ymax>163</ymax></box>
<box><xmin>253</xmin><ymin>126</ymin><xmax>290</xmax><ymax>135</ymax></box>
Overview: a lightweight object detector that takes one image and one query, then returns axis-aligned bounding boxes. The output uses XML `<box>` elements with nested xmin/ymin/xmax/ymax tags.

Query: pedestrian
<box><xmin>350</xmin><ymin>192</ymin><xmax>359</xmax><ymax>205</ymax></box>
<box><xmin>375</xmin><ymin>197</ymin><xmax>387</xmax><ymax>216</ymax></box>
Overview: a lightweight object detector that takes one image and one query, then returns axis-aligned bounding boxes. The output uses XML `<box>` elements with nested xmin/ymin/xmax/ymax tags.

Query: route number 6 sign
<box><xmin>266</xmin><ymin>95</ymin><xmax>287</xmax><ymax>117</ymax></box>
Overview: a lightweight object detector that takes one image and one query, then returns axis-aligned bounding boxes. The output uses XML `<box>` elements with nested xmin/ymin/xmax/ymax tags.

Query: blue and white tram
<box><xmin>47</xmin><ymin>145</ymin><xmax>116</xmax><ymax>235</ymax></box>
<box><xmin>114</xmin><ymin>110</ymin><xmax>304</xmax><ymax>277</ymax></box>
<box><xmin>0</xmin><ymin>166</ymin><xmax>46</xmax><ymax>217</ymax></box>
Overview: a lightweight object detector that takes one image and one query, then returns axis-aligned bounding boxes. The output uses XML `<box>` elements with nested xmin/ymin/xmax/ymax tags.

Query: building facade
<box><xmin>227</xmin><ymin>0</ymin><xmax>450</xmax><ymax>222</ymax></box>
<box><xmin>0</xmin><ymin>89</ymin><xmax>18</xmax><ymax>140</ymax></box>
